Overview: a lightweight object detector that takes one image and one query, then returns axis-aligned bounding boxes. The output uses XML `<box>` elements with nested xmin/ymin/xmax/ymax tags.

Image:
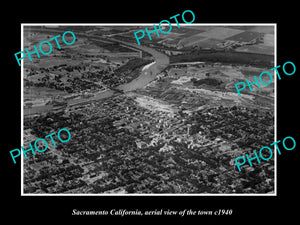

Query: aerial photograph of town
<box><xmin>22</xmin><ymin>24</ymin><xmax>275</xmax><ymax>194</ymax></box>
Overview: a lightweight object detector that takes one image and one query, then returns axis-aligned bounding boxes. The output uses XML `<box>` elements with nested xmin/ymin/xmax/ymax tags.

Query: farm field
<box><xmin>188</xmin><ymin>38</ymin><xmax>221</xmax><ymax>48</ymax></box>
<box><xmin>248</xmin><ymin>26</ymin><xmax>275</xmax><ymax>34</ymax></box>
<box><xmin>158</xmin><ymin>26</ymin><xmax>275</xmax><ymax>51</ymax></box>
<box><xmin>178</xmin><ymin>35</ymin><xmax>208</xmax><ymax>47</ymax></box>
<box><xmin>235</xmin><ymin>44</ymin><xmax>274</xmax><ymax>55</ymax></box>
<box><xmin>183</xmin><ymin>26</ymin><xmax>214</xmax><ymax>31</ymax></box>
<box><xmin>196</xmin><ymin>27</ymin><xmax>244</xmax><ymax>39</ymax></box>
<box><xmin>234</xmin><ymin>32</ymin><xmax>274</xmax><ymax>55</ymax></box>
<box><xmin>164</xmin><ymin>26</ymin><xmax>244</xmax><ymax>48</ymax></box>
<box><xmin>263</xmin><ymin>34</ymin><xmax>274</xmax><ymax>46</ymax></box>
<box><xmin>169</xmin><ymin>26</ymin><xmax>207</xmax><ymax>36</ymax></box>
<box><xmin>226</xmin><ymin>31</ymin><xmax>261</xmax><ymax>42</ymax></box>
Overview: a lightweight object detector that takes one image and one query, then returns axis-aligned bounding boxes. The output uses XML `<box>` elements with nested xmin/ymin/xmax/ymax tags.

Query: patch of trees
<box><xmin>170</xmin><ymin>51</ymin><xmax>273</xmax><ymax>68</ymax></box>
<box><xmin>114</xmin><ymin>58</ymin><xmax>153</xmax><ymax>75</ymax></box>
<box><xmin>191</xmin><ymin>78</ymin><xmax>222</xmax><ymax>86</ymax></box>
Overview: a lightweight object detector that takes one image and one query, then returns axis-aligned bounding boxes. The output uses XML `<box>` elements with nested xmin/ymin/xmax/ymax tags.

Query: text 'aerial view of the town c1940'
<box><xmin>23</xmin><ymin>24</ymin><xmax>275</xmax><ymax>195</ymax></box>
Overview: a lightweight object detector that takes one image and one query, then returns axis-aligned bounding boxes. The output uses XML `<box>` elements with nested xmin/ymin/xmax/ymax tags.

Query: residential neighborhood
<box><xmin>23</xmin><ymin>25</ymin><xmax>275</xmax><ymax>194</ymax></box>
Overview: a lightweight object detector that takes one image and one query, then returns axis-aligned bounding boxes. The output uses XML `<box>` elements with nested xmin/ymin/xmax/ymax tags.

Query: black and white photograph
<box><xmin>3</xmin><ymin>4</ymin><xmax>298</xmax><ymax>224</ymax></box>
<box><xmin>22</xmin><ymin>24</ymin><xmax>275</xmax><ymax>195</ymax></box>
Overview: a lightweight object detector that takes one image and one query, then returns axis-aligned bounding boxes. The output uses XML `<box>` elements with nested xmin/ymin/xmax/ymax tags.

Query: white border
<box><xmin>21</xmin><ymin>24</ymin><xmax>24</xmax><ymax>195</ymax></box>
<box><xmin>21</xmin><ymin>23</ymin><xmax>277</xmax><ymax>196</ymax></box>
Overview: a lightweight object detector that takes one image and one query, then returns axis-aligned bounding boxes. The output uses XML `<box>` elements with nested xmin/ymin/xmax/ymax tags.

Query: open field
<box><xmin>24</xmin><ymin>32</ymin><xmax>51</xmax><ymax>48</ymax></box>
<box><xmin>248</xmin><ymin>26</ymin><xmax>275</xmax><ymax>34</ymax></box>
<box><xmin>196</xmin><ymin>27</ymin><xmax>244</xmax><ymax>40</ymax></box>
<box><xmin>263</xmin><ymin>34</ymin><xmax>274</xmax><ymax>46</ymax></box>
<box><xmin>25</xmin><ymin>57</ymin><xmax>84</xmax><ymax>68</ymax></box>
<box><xmin>144</xmin><ymin>26</ymin><xmax>275</xmax><ymax>53</ymax></box>
<box><xmin>178</xmin><ymin>35</ymin><xmax>208</xmax><ymax>47</ymax></box>
<box><xmin>24</xmin><ymin>86</ymin><xmax>67</xmax><ymax>99</ymax></box>
<box><xmin>240</xmin><ymin>68</ymin><xmax>265</xmax><ymax>78</ymax></box>
<box><xmin>91</xmin><ymin>39</ymin><xmax>137</xmax><ymax>52</ymax></box>
<box><xmin>183</xmin><ymin>26</ymin><xmax>214</xmax><ymax>31</ymax></box>
<box><xmin>170</xmin><ymin>26</ymin><xmax>207</xmax><ymax>36</ymax></box>
<box><xmin>58</xmin><ymin>26</ymin><xmax>97</xmax><ymax>32</ymax></box>
<box><xmin>223</xmin><ymin>26</ymin><xmax>274</xmax><ymax>34</ymax></box>
<box><xmin>161</xmin><ymin>26</ymin><xmax>247</xmax><ymax>48</ymax></box>
<box><xmin>235</xmin><ymin>45</ymin><xmax>274</xmax><ymax>55</ymax></box>
<box><xmin>189</xmin><ymin>38</ymin><xmax>221</xmax><ymax>48</ymax></box>
<box><xmin>226</xmin><ymin>31</ymin><xmax>261</xmax><ymax>42</ymax></box>
<box><xmin>234</xmin><ymin>32</ymin><xmax>274</xmax><ymax>55</ymax></box>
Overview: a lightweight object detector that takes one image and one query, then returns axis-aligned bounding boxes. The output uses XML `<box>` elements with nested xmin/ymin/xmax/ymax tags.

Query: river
<box><xmin>24</xmin><ymin>28</ymin><xmax>169</xmax><ymax>116</ymax></box>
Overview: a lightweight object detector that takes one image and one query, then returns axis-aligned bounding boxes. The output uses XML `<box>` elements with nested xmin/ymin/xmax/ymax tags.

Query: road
<box><xmin>24</xmin><ymin>28</ymin><xmax>169</xmax><ymax>116</ymax></box>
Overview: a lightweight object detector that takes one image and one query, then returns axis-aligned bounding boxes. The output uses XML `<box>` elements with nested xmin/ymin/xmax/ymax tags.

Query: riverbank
<box><xmin>24</xmin><ymin>30</ymin><xmax>170</xmax><ymax>117</ymax></box>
